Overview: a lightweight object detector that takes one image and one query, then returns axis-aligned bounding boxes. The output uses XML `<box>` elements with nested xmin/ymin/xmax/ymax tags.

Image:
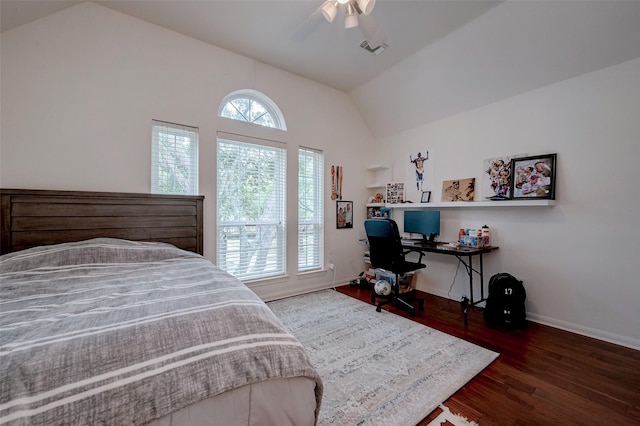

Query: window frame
<box><xmin>151</xmin><ymin>120</ymin><xmax>199</xmax><ymax>195</ymax></box>
<box><xmin>218</xmin><ymin>89</ymin><xmax>287</xmax><ymax>131</ymax></box>
<box><xmin>216</xmin><ymin>133</ymin><xmax>287</xmax><ymax>281</ymax></box>
<box><xmin>298</xmin><ymin>147</ymin><xmax>324</xmax><ymax>272</ymax></box>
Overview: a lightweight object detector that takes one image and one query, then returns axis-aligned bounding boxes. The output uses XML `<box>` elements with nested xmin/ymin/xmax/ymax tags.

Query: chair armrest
<box><xmin>403</xmin><ymin>248</ymin><xmax>424</xmax><ymax>264</ymax></box>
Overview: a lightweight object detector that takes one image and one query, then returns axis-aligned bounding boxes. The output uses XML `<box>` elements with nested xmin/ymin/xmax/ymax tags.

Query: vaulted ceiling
<box><xmin>2</xmin><ymin>1</ymin><xmax>639</xmax><ymax>137</ymax></box>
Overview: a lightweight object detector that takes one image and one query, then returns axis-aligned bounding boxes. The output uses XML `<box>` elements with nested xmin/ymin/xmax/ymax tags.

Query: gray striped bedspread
<box><xmin>0</xmin><ymin>239</ymin><xmax>322</xmax><ymax>425</ymax></box>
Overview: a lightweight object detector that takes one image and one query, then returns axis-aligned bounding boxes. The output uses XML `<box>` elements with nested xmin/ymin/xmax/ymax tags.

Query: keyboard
<box><xmin>401</xmin><ymin>239</ymin><xmax>418</xmax><ymax>245</ymax></box>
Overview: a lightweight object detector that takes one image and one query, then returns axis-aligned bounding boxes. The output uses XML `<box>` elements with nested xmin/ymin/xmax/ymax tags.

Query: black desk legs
<box><xmin>457</xmin><ymin>253</ymin><xmax>486</xmax><ymax>326</ymax></box>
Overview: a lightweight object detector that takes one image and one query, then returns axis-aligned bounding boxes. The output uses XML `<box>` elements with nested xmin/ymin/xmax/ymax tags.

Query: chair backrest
<box><xmin>364</xmin><ymin>219</ymin><xmax>405</xmax><ymax>272</ymax></box>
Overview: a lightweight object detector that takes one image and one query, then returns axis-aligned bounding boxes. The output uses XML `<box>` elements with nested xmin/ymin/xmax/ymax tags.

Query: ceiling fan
<box><xmin>292</xmin><ymin>0</ymin><xmax>388</xmax><ymax>52</ymax></box>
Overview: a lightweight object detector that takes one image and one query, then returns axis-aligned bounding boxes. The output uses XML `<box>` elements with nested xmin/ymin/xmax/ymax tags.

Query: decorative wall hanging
<box><xmin>407</xmin><ymin>150</ymin><xmax>432</xmax><ymax>202</ymax></box>
<box><xmin>330</xmin><ymin>165</ymin><xmax>344</xmax><ymax>200</ymax></box>
<box><xmin>441</xmin><ymin>178</ymin><xmax>475</xmax><ymax>202</ymax></box>
<box><xmin>409</xmin><ymin>151</ymin><xmax>429</xmax><ymax>191</ymax></box>
<box><xmin>510</xmin><ymin>153</ymin><xmax>557</xmax><ymax>199</ymax></box>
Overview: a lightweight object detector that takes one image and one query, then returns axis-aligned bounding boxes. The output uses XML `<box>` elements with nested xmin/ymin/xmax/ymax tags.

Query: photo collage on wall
<box><xmin>386</xmin><ymin>183</ymin><xmax>405</xmax><ymax>204</ymax></box>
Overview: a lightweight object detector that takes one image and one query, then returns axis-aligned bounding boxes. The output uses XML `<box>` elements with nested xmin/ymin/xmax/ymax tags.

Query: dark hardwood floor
<box><xmin>335</xmin><ymin>284</ymin><xmax>640</xmax><ymax>425</ymax></box>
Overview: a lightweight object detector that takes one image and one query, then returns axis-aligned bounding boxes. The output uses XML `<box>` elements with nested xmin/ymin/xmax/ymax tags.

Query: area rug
<box><xmin>267</xmin><ymin>290</ymin><xmax>498</xmax><ymax>426</ymax></box>
<box><xmin>427</xmin><ymin>405</ymin><xmax>479</xmax><ymax>426</ymax></box>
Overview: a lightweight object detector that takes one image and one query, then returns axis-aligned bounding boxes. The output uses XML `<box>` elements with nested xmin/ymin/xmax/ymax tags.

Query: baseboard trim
<box><xmin>424</xmin><ymin>288</ymin><xmax>640</xmax><ymax>351</ymax></box>
<box><xmin>526</xmin><ymin>313</ymin><xmax>640</xmax><ymax>351</ymax></box>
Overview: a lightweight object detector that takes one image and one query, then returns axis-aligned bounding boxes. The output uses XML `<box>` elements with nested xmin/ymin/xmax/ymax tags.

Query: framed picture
<box><xmin>482</xmin><ymin>155</ymin><xmax>519</xmax><ymax>199</ymax></box>
<box><xmin>420</xmin><ymin>191</ymin><xmax>431</xmax><ymax>203</ymax></box>
<box><xmin>336</xmin><ymin>200</ymin><xmax>353</xmax><ymax>229</ymax></box>
<box><xmin>380</xmin><ymin>207</ymin><xmax>392</xmax><ymax>219</ymax></box>
<box><xmin>510</xmin><ymin>153</ymin><xmax>557</xmax><ymax>199</ymax></box>
<box><xmin>386</xmin><ymin>182</ymin><xmax>405</xmax><ymax>204</ymax></box>
<box><xmin>441</xmin><ymin>178</ymin><xmax>475</xmax><ymax>202</ymax></box>
<box><xmin>367</xmin><ymin>206</ymin><xmax>381</xmax><ymax>219</ymax></box>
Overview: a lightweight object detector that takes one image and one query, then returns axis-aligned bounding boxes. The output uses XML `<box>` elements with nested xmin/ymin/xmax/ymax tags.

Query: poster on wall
<box><xmin>406</xmin><ymin>151</ymin><xmax>432</xmax><ymax>202</ymax></box>
<box><xmin>441</xmin><ymin>178</ymin><xmax>475</xmax><ymax>202</ymax></box>
<box><xmin>482</xmin><ymin>155</ymin><xmax>514</xmax><ymax>199</ymax></box>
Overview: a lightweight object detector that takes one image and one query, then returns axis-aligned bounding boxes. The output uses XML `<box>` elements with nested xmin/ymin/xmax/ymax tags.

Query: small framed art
<box><xmin>510</xmin><ymin>153</ymin><xmax>557</xmax><ymax>199</ymax></box>
<box><xmin>386</xmin><ymin>182</ymin><xmax>405</xmax><ymax>204</ymax></box>
<box><xmin>336</xmin><ymin>200</ymin><xmax>353</xmax><ymax>229</ymax></box>
<box><xmin>420</xmin><ymin>191</ymin><xmax>431</xmax><ymax>203</ymax></box>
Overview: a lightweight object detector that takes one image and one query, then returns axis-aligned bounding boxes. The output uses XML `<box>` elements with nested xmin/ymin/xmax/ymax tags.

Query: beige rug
<box><xmin>267</xmin><ymin>290</ymin><xmax>498</xmax><ymax>426</ymax></box>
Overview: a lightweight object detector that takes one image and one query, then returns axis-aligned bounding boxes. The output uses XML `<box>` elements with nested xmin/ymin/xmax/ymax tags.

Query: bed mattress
<box><xmin>0</xmin><ymin>239</ymin><xmax>322</xmax><ymax>425</ymax></box>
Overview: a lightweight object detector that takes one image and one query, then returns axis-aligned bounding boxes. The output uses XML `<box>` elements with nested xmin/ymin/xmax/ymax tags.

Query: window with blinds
<box><xmin>151</xmin><ymin>120</ymin><xmax>199</xmax><ymax>195</ymax></box>
<box><xmin>216</xmin><ymin>134</ymin><xmax>287</xmax><ymax>281</ymax></box>
<box><xmin>298</xmin><ymin>147</ymin><xmax>324</xmax><ymax>272</ymax></box>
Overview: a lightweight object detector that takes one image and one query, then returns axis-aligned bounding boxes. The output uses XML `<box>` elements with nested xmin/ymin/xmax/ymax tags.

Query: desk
<box><xmin>402</xmin><ymin>241</ymin><xmax>499</xmax><ymax>325</ymax></box>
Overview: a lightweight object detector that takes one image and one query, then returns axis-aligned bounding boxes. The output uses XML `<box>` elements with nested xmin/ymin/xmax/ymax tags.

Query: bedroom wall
<box><xmin>0</xmin><ymin>2</ymin><xmax>375</xmax><ymax>300</ymax></box>
<box><xmin>355</xmin><ymin>57</ymin><xmax>640</xmax><ymax>350</ymax></box>
<box><xmin>2</xmin><ymin>2</ymin><xmax>638</xmax><ymax>351</ymax></box>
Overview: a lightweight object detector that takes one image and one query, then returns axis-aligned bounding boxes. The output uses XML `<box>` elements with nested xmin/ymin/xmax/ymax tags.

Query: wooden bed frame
<box><xmin>0</xmin><ymin>189</ymin><xmax>204</xmax><ymax>255</ymax></box>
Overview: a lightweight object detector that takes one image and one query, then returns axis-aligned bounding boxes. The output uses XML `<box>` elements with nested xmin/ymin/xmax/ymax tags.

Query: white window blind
<box><xmin>216</xmin><ymin>134</ymin><xmax>287</xmax><ymax>281</ymax></box>
<box><xmin>298</xmin><ymin>147</ymin><xmax>324</xmax><ymax>272</ymax></box>
<box><xmin>151</xmin><ymin>120</ymin><xmax>199</xmax><ymax>195</ymax></box>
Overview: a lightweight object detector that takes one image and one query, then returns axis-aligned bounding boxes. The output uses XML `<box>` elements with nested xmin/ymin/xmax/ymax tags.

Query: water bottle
<box><xmin>482</xmin><ymin>225</ymin><xmax>491</xmax><ymax>246</ymax></box>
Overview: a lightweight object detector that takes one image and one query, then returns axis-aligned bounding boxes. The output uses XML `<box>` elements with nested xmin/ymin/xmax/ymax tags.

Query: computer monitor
<box><xmin>403</xmin><ymin>210</ymin><xmax>441</xmax><ymax>242</ymax></box>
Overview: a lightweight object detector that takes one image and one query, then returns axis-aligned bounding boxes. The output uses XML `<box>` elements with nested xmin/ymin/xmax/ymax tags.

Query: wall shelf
<box><xmin>366</xmin><ymin>165</ymin><xmax>391</xmax><ymax>204</ymax></box>
<box><xmin>366</xmin><ymin>165</ymin><xmax>390</xmax><ymax>172</ymax></box>
<box><xmin>385</xmin><ymin>199</ymin><xmax>556</xmax><ymax>209</ymax></box>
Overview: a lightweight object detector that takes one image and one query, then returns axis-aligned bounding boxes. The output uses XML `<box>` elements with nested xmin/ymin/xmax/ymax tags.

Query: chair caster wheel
<box><xmin>418</xmin><ymin>300</ymin><xmax>425</xmax><ymax>310</ymax></box>
<box><xmin>376</xmin><ymin>306</ymin><xmax>382</xmax><ymax>313</ymax></box>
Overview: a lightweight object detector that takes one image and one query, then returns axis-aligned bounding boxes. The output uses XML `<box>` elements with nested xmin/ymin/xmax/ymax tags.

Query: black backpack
<box><xmin>484</xmin><ymin>272</ymin><xmax>526</xmax><ymax>328</ymax></box>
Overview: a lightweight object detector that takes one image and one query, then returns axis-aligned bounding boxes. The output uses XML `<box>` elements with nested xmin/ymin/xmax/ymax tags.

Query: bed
<box><xmin>0</xmin><ymin>189</ymin><xmax>322</xmax><ymax>425</ymax></box>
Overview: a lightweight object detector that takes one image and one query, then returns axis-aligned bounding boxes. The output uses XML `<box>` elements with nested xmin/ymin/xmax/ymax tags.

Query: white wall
<box><xmin>0</xmin><ymin>2</ymin><xmax>373</xmax><ymax>300</ymax></box>
<box><xmin>363</xmin><ymin>58</ymin><xmax>640</xmax><ymax>350</ymax></box>
<box><xmin>2</xmin><ymin>2</ymin><xmax>639</xmax><ymax>351</ymax></box>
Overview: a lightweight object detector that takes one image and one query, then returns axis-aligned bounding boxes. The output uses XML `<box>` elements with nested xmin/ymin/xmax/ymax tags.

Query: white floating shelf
<box><xmin>386</xmin><ymin>200</ymin><xmax>556</xmax><ymax>209</ymax></box>
<box><xmin>366</xmin><ymin>165</ymin><xmax>390</xmax><ymax>172</ymax></box>
<box><xmin>366</xmin><ymin>183</ymin><xmax>387</xmax><ymax>189</ymax></box>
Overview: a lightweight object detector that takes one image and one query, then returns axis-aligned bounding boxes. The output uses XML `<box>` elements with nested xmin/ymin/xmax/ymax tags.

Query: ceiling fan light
<box><xmin>345</xmin><ymin>4</ymin><xmax>359</xmax><ymax>29</ymax></box>
<box><xmin>357</xmin><ymin>0</ymin><xmax>375</xmax><ymax>15</ymax></box>
<box><xmin>322</xmin><ymin>1</ymin><xmax>339</xmax><ymax>23</ymax></box>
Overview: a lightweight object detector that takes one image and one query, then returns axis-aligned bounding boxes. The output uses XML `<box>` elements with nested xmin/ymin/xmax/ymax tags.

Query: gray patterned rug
<box><xmin>267</xmin><ymin>290</ymin><xmax>498</xmax><ymax>426</ymax></box>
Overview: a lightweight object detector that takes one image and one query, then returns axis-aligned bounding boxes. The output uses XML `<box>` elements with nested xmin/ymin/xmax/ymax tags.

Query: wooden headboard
<box><xmin>1</xmin><ymin>189</ymin><xmax>204</xmax><ymax>255</ymax></box>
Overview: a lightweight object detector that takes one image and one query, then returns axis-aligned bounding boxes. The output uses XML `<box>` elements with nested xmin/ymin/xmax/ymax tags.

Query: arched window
<box><xmin>219</xmin><ymin>89</ymin><xmax>287</xmax><ymax>130</ymax></box>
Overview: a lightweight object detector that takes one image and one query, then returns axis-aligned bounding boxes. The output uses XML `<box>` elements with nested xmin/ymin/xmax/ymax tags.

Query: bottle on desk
<box><xmin>459</xmin><ymin>228</ymin><xmax>466</xmax><ymax>242</ymax></box>
<box><xmin>482</xmin><ymin>225</ymin><xmax>491</xmax><ymax>246</ymax></box>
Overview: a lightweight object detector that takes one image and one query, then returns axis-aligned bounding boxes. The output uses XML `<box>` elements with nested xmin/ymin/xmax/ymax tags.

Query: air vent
<box><xmin>360</xmin><ymin>40</ymin><xmax>388</xmax><ymax>55</ymax></box>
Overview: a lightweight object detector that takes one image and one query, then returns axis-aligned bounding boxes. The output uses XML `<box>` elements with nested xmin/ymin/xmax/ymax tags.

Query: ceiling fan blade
<box><xmin>358</xmin><ymin>12</ymin><xmax>387</xmax><ymax>49</ymax></box>
<box><xmin>290</xmin><ymin>1</ymin><xmax>330</xmax><ymax>42</ymax></box>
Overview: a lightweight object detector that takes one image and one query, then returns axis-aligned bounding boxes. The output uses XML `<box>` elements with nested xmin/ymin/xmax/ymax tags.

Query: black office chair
<box><xmin>364</xmin><ymin>218</ymin><xmax>426</xmax><ymax>315</ymax></box>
